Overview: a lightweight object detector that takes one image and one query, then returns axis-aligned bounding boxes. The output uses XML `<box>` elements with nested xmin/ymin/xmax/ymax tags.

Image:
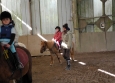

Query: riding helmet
<box><xmin>55</xmin><ymin>26</ymin><xmax>61</xmax><ymax>31</ymax></box>
<box><xmin>0</xmin><ymin>11</ymin><xmax>12</xmax><ymax>20</ymax></box>
<box><xmin>63</xmin><ymin>23</ymin><xmax>70</xmax><ymax>30</ymax></box>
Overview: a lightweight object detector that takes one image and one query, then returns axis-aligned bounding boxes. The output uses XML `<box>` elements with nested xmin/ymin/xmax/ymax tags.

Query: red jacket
<box><xmin>54</xmin><ymin>31</ymin><xmax>62</xmax><ymax>42</ymax></box>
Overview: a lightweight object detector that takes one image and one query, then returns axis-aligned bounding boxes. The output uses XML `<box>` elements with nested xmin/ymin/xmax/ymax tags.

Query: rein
<box><xmin>2</xmin><ymin>47</ymin><xmax>9</xmax><ymax>59</ymax></box>
<box><xmin>0</xmin><ymin>46</ymin><xmax>23</xmax><ymax>80</ymax></box>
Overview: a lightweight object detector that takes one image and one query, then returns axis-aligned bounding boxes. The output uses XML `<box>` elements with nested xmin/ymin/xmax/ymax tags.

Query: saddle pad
<box><xmin>16</xmin><ymin>48</ymin><xmax>29</xmax><ymax>67</ymax></box>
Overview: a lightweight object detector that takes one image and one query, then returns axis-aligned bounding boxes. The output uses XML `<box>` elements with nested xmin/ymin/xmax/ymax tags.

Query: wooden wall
<box><xmin>18</xmin><ymin>35</ymin><xmax>53</xmax><ymax>56</ymax></box>
<box><xmin>80</xmin><ymin>32</ymin><xmax>115</xmax><ymax>52</ymax></box>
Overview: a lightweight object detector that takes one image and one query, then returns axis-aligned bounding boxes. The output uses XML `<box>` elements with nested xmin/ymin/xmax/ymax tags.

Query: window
<box><xmin>78</xmin><ymin>0</ymin><xmax>114</xmax><ymax>32</ymax></box>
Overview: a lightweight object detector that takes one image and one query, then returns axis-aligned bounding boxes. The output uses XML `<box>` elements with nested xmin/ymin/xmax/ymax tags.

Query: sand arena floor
<box><xmin>10</xmin><ymin>51</ymin><xmax>115</xmax><ymax>83</ymax></box>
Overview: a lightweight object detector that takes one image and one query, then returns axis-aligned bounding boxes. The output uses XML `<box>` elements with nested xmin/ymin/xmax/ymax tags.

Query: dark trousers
<box><xmin>63</xmin><ymin>49</ymin><xmax>70</xmax><ymax>60</ymax></box>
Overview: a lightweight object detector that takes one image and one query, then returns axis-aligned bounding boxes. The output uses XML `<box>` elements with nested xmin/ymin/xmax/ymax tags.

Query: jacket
<box><xmin>54</xmin><ymin>31</ymin><xmax>62</xmax><ymax>42</ymax></box>
<box><xmin>62</xmin><ymin>30</ymin><xmax>73</xmax><ymax>49</ymax></box>
<box><xmin>0</xmin><ymin>23</ymin><xmax>16</xmax><ymax>45</ymax></box>
<box><xmin>0</xmin><ymin>25</ymin><xmax>13</xmax><ymax>39</ymax></box>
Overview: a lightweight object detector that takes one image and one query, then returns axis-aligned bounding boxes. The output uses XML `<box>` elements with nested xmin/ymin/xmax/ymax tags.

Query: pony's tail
<box><xmin>71</xmin><ymin>47</ymin><xmax>74</xmax><ymax>56</ymax></box>
<box><xmin>70</xmin><ymin>42</ymin><xmax>74</xmax><ymax>61</ymax></box>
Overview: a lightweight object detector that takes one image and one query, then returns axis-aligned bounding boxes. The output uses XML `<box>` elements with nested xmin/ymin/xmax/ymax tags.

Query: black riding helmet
<box><xmin>55</xmin><ymin>26</ymin><xmax>61</xmax><ymax>31</ymax></box>
<box><xmin>0</xmin><ymin>11</ymin><xmax>12</xmax><ymax>20</ymax></box>
<box><xmin>63</xmin><ymin>23</ymin><xmax>70</xmax><ymax>30</ymax></box>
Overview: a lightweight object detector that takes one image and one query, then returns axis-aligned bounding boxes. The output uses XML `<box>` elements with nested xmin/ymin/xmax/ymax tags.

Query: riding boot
<box><xmin>66</xmin><ymin>60</ymin><xmax>71</xmax><ymax>70</ymax></box>
<box><xmin>13</xmin><ymin>52</ymin><xmax>24</xmax><ymax>69</ymax></box>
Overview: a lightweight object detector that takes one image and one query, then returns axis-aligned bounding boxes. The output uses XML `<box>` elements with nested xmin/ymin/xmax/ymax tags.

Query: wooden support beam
<box><xmin>72</xmin><ymin>0</ymin><xmax>80</xmax><ymax>52</ymax></box>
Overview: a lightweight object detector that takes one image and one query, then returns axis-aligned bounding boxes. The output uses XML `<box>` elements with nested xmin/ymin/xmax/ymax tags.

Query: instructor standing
<box><xmin>62</xmin><ymin>23</ymin><xmax>73</xmax><ymax>70</ymax></box>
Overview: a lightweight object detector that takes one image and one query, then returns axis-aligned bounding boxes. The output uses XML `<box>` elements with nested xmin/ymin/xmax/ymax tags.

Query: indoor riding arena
<box><xmin>0</xmin><ymin>0</ymin><xmax>115</xmax><ymax>83</ymax></box>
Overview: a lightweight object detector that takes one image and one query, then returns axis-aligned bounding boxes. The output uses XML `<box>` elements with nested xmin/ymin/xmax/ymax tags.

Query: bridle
<box><xmin>40</xmin><ymin>42</ymin><xmax>47</xmax><ymax>53</ymax></box>
<box><xmin>42</xmin><ymin>45</ymin><xmax>47</xmax><ymax>52</ymax></box>
<box><xmin>41</xmin><ymin>41</ymin><xmax>58</xmax><ymax>53</ymax></box>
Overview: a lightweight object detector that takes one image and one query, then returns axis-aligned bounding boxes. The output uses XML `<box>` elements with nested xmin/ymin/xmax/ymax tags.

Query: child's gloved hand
<box><xmin>52</xmin><ymin>38</ymin><xmax>56</xmax><ymax>43</ymax></box>
<box><xmin>54</xmin><ymin>39</ymin><xmax>56</xmax><ymax>42</ymax></box>
<box><xmin>52</xmin><ymin>38</ymin><xmax>54</xmax><ymax>41</ymax></box>
<box><xmin>4</xmin><ymin>44</ymin><xmax>10</xmax><ymax>48</ymax></box>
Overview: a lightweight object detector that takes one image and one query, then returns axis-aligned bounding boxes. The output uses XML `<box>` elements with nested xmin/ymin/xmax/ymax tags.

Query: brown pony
<box><xmin>0</xmin><ymin>43</ymin><xmax>32</xmax><ymax>83</ymax></box>
<box><xmin>40</xmin><ymin>40</ymin><xmax>74</xmax><ymax>65</ymax></box>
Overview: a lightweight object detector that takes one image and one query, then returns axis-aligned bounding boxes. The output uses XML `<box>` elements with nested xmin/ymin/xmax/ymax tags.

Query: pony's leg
<box><xmin>21</xmin><ymin>73</ymin><xmax>32</xmax><ymax>83</ymax></box>
<box><xmin>11</xmin><ymin>80</ymin><xmax>16</xmax><ymax>83</ymax></box>
<box><xmin>21</xmin><ymin>66</ymin><xmax>32</xmax><ymax>83</ymax></box>
<box><xmin>70</xmin><ymin>48</ymin><xmax>75</xmax><ymax>61</ymax></box>
<box><xmin>16</xmin><ymin>80</ymin><xmax>22</xmax><ymax>83</ymax></box>
<box><xmin>56</xmin><ymin>53</ymin><xmax>62</xmax><ymax>64</ymax></box>
<box><xmin>50</xmin><ymin>54</ymin><xmax>54</xmax><ymax>66</ymax></box>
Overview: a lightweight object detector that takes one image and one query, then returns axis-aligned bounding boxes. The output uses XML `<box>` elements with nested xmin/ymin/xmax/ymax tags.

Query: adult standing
<box><xmin>62</xmin><ymin>23</ymin><xmax>73</xmax><ymax>70</ymax></box>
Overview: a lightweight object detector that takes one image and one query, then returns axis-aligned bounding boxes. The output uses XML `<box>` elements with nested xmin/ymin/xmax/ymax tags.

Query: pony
<box><xmin>0</xmin><ymin>42</ymin><xmax>32</xmax><ymax>83</ymax></box>
<box><xmin>40</xmin><ymin>40</ymin><xmax>74</xmax><ymax>65</ymax></box>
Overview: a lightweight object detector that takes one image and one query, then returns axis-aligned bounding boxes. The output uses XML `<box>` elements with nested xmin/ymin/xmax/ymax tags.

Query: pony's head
<box><xmin>40</xmin><ymin>41</ymin><xmax>47</xmax><ymax>53</ymax></box>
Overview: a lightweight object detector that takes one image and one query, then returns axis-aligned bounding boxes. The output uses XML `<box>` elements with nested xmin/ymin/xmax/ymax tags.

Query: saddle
<box><xmin>3</xmin><ymin>47</ymin><xmax>28</xmax><ymax>71</ymax></box>
<box><xmin>54</xmin><ymin>42</ymin><xmax>59</xmax><ymax>50</ymax></box>
<box><xmin>53</xmin><ymin>42</ymin><xmax>62</xmax><ymax>53</ymax></box>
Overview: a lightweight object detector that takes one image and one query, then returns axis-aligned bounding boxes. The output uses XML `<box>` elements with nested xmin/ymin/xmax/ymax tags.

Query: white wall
<box><xmin>31</xmin><ymin>0</ymin><xmax>73</xmax><ymax>34</ymax></box>
<box><xmin>0</xmin><ymin>0</ymin><xmax>73</xmax><ymax>35</ymax></box>
<box><xmin>57</xmin><ymin>0</ymin><xmax>73</xmax><ymax>32</ymax></box>
<box><xmin>31</xmin><ymin>0</ymin><xmax>58</xmax><ymax>34</ymax></box>
<box><xmin>40</xmin><ymin>0</ymin><xmax>58</xmax><ymax>34</ymax></box>
<box><xmin>1</xmin><ymin>0</ymin><xmax>31</xmax><ymax>36</ymax></box>
<box><xmin>31</xmin><ymin>0</ymin><xmax>41</xmax><ymax>34</ymax></box>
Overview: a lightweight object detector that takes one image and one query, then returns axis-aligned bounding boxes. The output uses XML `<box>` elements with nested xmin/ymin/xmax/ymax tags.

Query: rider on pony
<box><xmin>53</xmin><ymin>26</ymin><xmax>62</xmax><ymax>49</ymax></box>
<box><xmin>0</xmin><ymin>11</ymin><xmax>23</xmax><ymax>69</ymax></box>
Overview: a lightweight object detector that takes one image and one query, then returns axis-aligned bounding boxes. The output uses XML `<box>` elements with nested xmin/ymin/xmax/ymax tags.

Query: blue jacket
<box><xmin>0</xmin><ymin>25</ymin><xmax>13</xmax><ymax>39</ymax></box>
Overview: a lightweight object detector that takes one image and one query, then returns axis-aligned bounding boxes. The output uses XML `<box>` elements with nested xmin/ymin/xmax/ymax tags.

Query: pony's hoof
<box><xmin>72</xmin><ymin>59</ymin><xmax>77</xmax><ymax>62</ymax></box>
<box><xmin>65</xmin><ymin>67</ymin><xmax>70</xmax><ymax>70</ymax></box>
<box><xmin>72</xmin><ymin>60</ymin><xmax>75</xmax><ymax>62</ymax></box>
<box><xmin>59</xmin><ymin>60</ymin><xmax>62</xmax><ymax>64</ymax></box>
<box><xmin>50</xmin><ymin>64</ymin><xmax>53</xmax><ymax>66</ymax></box>
<box><xmin>60</xmin><ymin>62</ymin><xmax>62</xmax><ymax>65</ymax></box>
